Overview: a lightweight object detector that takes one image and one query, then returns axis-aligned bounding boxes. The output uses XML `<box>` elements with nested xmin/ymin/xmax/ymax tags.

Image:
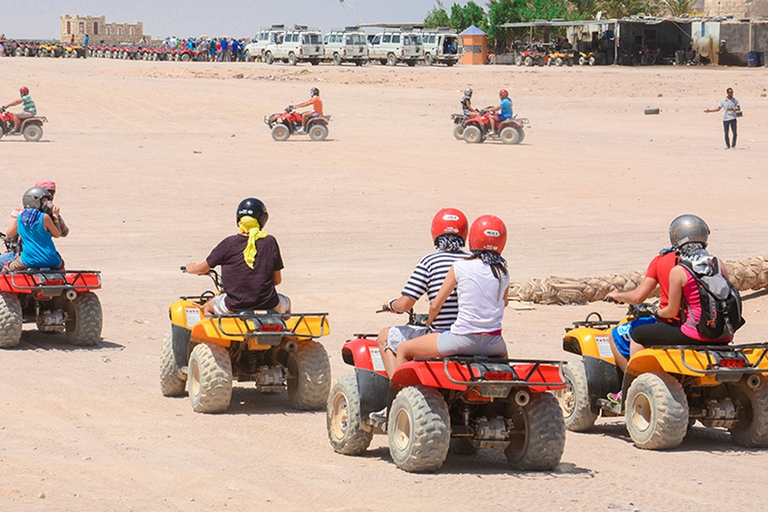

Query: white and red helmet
<box><xmin>431</xmin><ymin>208</ymin><xmax>468</xmax><ymax>242</ymax></box>
<box><xmin>469</xmin><ymin>215</ymin><xmax>507</xmax><ymax>253</ymax></box>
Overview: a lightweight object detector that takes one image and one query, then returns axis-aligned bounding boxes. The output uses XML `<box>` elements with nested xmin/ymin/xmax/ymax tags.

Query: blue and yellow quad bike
<box><xmin>160</xmin><ymin>268</ymin><xmax>331</xmax><ymax>414</ymax></box>
<box><xmin>556</xmin><ymin>304</ymin><xmax>768</xmax><ymax>450</ymax></box>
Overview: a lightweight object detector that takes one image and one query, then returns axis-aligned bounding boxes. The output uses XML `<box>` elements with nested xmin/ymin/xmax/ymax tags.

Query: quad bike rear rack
<box><xmin>654</xmin><ymin>343</ymin><xmax>768</xmax><ymax>375</ymax></box>
<box><xmin>0</xmin><ymin>270</ymin><xmax>102</xmax><ymax>295</ymax></box>
<box><xmin>216</xmin><ymin>312</ymin><xmax>329</xmax><ymax>340</ymax></box>
<box><xmin>414</xmin><ymin>355</ymin><xmax>566</xmax><ymax>388</ymax></box>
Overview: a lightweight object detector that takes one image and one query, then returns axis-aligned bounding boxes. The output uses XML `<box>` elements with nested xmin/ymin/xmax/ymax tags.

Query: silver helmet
<box><xmin>464</xmin><ymin>87</ymin><xmax>472</xmax><ymax>97</ymax></box>
<box><xmin>669</xmin><ymin>214</ymin><xmax>710</xmax><ymax>249</ymax></box>
<box><xmin>22</xmin><ymin>187</ymin><xmax>52</xmax><ymax>210</ymax></box>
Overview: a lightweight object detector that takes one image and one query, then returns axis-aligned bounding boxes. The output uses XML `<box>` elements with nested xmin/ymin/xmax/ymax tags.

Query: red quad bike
<box><xmin>0</xmin><ymin>234</ymin><xmax>103</xmax><ymax>349</ymax></box>
<box><xmin>264</xmin><ymin>106</ymin><xmax>331</xmax><ymax>142</ymax></box>
<box><xmin>462</xmin><ymin>107</ymin><xmax>529</xmax><ymax>145</ymax></box>
<box><xmin>326</xmin><ymin>310</ymin><xmax>567</xmax><ymax>473</ymax></box>
<box><xmin>0</xmin><ymin>105</ymin><xmax>47</xmax><ymax>142</ymax></box>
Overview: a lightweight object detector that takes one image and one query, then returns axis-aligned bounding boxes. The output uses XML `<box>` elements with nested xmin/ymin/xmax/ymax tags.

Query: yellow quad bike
<box><xmin>160</xmin><ymin>267</ymin><xmax>332</xmax><ymax>414</ymax></box>
<box><xmin>556</xmin><ymin>303</ymin><xmax>768</xmax><ymax>450</ymax></box>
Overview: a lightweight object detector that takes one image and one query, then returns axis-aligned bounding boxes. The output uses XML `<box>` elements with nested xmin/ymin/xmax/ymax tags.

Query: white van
<box><xmin>323</xmin><ymin>27</ymin><xmax>368</xmax><ymax>66</ymax></box>
<box><xmin>421</xmin><ymin>27</ymin><xmax>460</xmax><ymax>66</ymax></box>
<box><xmin>263</xmin><ymin>26</ymin><xmax>324</xmax><ymax>66</ymax></box>
<box><xmin>243</xmin><ymin>25</ymin><xmax>285</xmax><ymax>61</ymax></box>
<box><xmin>367</xmin><ymin>27</ymin><xmax>423</xmax><ymax>66</ymax></box>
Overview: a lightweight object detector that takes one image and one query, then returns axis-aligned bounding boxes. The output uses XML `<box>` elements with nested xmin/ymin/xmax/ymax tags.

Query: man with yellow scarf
<box><xmin>185</xmin><ymin>198</ymin><xmax>290</xmax><ymax>316</ymax></box>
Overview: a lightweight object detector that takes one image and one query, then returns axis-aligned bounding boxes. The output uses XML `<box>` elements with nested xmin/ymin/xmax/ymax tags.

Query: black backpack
<box><xmin>679</xmin><ymin>258</ymin><xmax>745</xmax><ymax>340</ymax></box>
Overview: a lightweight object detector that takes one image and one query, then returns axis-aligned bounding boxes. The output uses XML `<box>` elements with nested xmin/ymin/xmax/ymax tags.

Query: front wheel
<box><xmin>452</xmin><ymin>123</ymin><xmax>465</xmax><ymax>141</ymax></box>
<box><xmin>386</xmin><ymin>53</ymin><xmax>397</xmax><ymax>66</ymax></box>
<box><xmin>270</xmin><ymin>123</ymin><xmax>290</xmax><ymax>142</ymax></box>
<box><xmin>499</xmin><ymin>126</ymin><xmax>523</xmax><ymax>145</ymax></box>
<box><xmin>265</xmin><ymin>51</ymin><xmax>274</xmax><ymax>65</ymax></box>
<box><xmin>287</xmin><ymin>340</ymin><xmax>332</xmax><ymax>410</ymax></box>
<box><xmin>188</xmin><ymin>342</ymin><xmax>233</xmax><ymax>413</ymax></box>
<box><xmin>65</xmin><ymin>291</ymin><xmax>103</xmax><ymax>346</ymax></box>
<box><xmin>462</xmin><ymin>125</ymin><xmax>483</xmax><ymax>144</ymax></box>
<box><xmin>327</xmin><ymin>374</ymin><xmax>373</xmax><ymax>455</ymax></box>
<box><xmin>160</xmin><ymin>331</ymin><xmax>186</xmax><ymax>397</ymax></box>
<box><xmin>388</xmin><ymin>386</ymin><xmax>450</xmax><ymax>473</ymax></box>
<box><xmin>504</xmin><ymin>392</ymin><xmax>566</xmax><ymax>470</ymax></box>
<box><xmin>333</xmin><ymin>53</ymin><xmax>342</xmax><ymax>66</ymax></box>
<box><xmin>729</xmin><ymin>376</ymin><xmax>768</xmax><ymax>447</ymax></box>
<box><xmin>555</xmin><ymin>360</ymin><xmax>598</xmax><ymax>432</ymax></box>
<box><xmin>0</xmin><ymin>292</ymin><xmax>23</xmax><ymax>349</ymax></box>
<box><xmin>515</xmin><ymin>55</ymin><xmax>523</xmax><ymax>66</ymax></box>
<box><xmin>22</xmin><ymin>123</ymin><xmax>43</xmax><ymax>142</ymax></box>
<box><xmin>625</xmin><ymin>372</ymin><xmax>688</xmax><ymax>450</ymax></box>
<box><xmin>424</xmin><ymin>53</ymin><xmax>434</xmax><ymax>66</ymax></box>
<box><xmin>288</xmin><ymin>53</ymin><xmax>298</xmax><ymax>66</ymax></box>
<box><xmin>524</xmin><ymin>56</ymin><xmax>533</xmax><ymax>67</ymax></box>
<box><xmin>308</xmin><ymin>124</ymin><xmax>329</xmax><ymax>141</ymax></box>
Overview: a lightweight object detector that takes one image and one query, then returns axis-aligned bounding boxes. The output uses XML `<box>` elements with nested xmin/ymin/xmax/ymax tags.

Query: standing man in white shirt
<box><xmin>705</xmin><ymin>87</ymin><xmax>740</xmax><ymax>150</ymax></box>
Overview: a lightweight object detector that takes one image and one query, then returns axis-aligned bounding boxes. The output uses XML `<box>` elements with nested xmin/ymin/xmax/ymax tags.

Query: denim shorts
<box><xmin>611</xmin><ymin>317</ymin><xmax>658</xmax><ymax>358</ymax></box>
<box><xmin>437</xmin><ymin>331</ymin><xmax>507</xmax><ymax>357</ymax></box>
<box><xmin>384</xmin><ymin>325</ymin><xmax>429</xmax><ymax>353</ymax></box>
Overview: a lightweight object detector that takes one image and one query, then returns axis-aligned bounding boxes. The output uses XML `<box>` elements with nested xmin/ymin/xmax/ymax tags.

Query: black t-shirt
<box><xmin>206</xmin><ymin>234</ymin><xmax>284</xmax><ymax>311</ymax></box>
<box><xmin>461</xmin><ymin>95</ymin><xmax>472</xmax><ymax>112</ymax></box>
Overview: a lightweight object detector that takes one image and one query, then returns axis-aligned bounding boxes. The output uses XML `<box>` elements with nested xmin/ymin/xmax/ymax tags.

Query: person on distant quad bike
<box><xmin>377</xmin><ymin>208</ymin><xmax>470</xmax><ymax>377</ymax></box>
<box><xmin>1</xmin><ymin>179</ymin><xmax>69</xmax><ymax>268</ymax></box>
<box><xmin>185</xmin><ymin>198</ymin><xmax>290</xmax><ymax>316</ymax></box>
<box><xmin>393</xmin><ymin>215</ymin><xmax>510</xmax><ymax>371</ymax></box>
<box><xmin>2</xmin><ymin>86</ymin><xmax>36</xmax><ymax>132</ymax></box>
<box><xmin>291</xmin><ymin>87</ymin><xmax>323</xmax><ymax>133</ymax></box>
<box><xmin>629</xmin><ymin>214</ymin><xmax>734</xmax><ymax>350</ymax></box>
<box><xmin>487</xmin><ymin>89</ymin><xmax>512</xmax><ymax>136</ymax></box>
<box><xmin>460</xmin><ymin>87</ymin><xmax>477</xmax><ymax>116</ymax></box>
<box><xmin>3</xmin><ymin>187</ymin><xmax>64</xmax><ymax>272</ymax></box>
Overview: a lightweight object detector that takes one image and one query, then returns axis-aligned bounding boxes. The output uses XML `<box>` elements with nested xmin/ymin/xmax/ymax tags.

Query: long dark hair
<box><xmin>469</xmin><ymin>250</ymin><xmax>508</xmax><ymax>281</ymax></box>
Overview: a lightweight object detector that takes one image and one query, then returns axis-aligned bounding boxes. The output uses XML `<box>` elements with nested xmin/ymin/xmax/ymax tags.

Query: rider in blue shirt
<box><xmin>488</xmin><ymin>89</ymin><xmax>512</xmax><ymax>136</ymax></box>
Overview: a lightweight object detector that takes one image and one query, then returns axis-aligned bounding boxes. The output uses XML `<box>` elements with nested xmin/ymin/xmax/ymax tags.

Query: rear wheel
<box><xmin>327</xmin><ymin>374</ymin><xmax>373</xmax><ymax>455</ymax></box>
<box><xmin>452</xmin><ymin>124</ymin><xmax>465</xmax><ymax>140</ymax></box>
<box><xmin>287</xmin><ymin>340</ymin><xmax>332</xmax><ymax>410</ymax></box>
<box><xmin>515</xmin><ymin>55</ymin><xmax>523</xmax><ymax>66</ymax></box>
<box><xmin>424</xmin><ymin>53</ymin><xmax>434</xmax><ymax>66</ymax></box>
<box><xmin>462</xmin><ymin>125</ymin><xmax>483</xmax><ymax>144</ymax></box>
<box><xmin>388</xmin><ymin>386</ymin><xmax>450</xmax><ymax>473</ymax></box>
<box><xmin>625</xmin><ymin>372</ymin><xmax>688</xmax><ymax>450</ymax></box>
<box><xmin>288</xmin><ymin>52</ymin><xmax>298</xmax><ymax>66</ymax></box>
<box><xmin>188</xmin><ymin>342</ymin><xmax>232</xmax><ymax>413</ymax></box>
<box><xmin>387</xmin><ymin>53</ymin><xmax>397</xmax><ymax>66</ymax></box>
<box><xmin>22</xmin><ymin>123</ymin><xmax>43</xmax><ymax>142</ymax></box>
<box><xmin>555</xmin><ymin>360</ymin><xmax>598</xmax><ymax>432</ymax></box>
<box><xmin>729</xmin><ymin>376</ymin><xmax>768</xmax><ymax>447</ymax></box>
<box><xmin>180</xmin><ymin>53</ymin><xmax>190</xmax><ymax>62</ymax></box>
<box><xmin>0</xmin><ymin>292</ymin><xmax>23</xmax><ymax>349</ymax></box>
<box><xmin>555</xmin><ymin>57</ymin><xmax>564</xmax><ymax>66</ymax></box>
<box><xmin>524</xmin><ymin>56</ymin><xmax>533</xmax><ymax>67</ymax></box>
<box><xmin>505</xmin><ymin>392</ymin><xmax>565</xmax><ymax>470</ymax></box>
<box><xmin>65</xmin><ymin>291</ymin><xmax>102</xmax><ymax>346</ymax></box>
<box><xmin>265</xmin><ymin>51</ymin><xmax>274</xmax><ymax>65</ymax></box>
<box><xmin>271</xmin><ymin>123</ymin><xmax>290</xmax><ymax>142</ymax></box>
<box><xmin>308</xmin><ymin>124</ymin><xmax>329</xmax><ymax>141</ymax></box>
<box><xmin>160</xmin><ymin>331</ymin><xmax>186</xmax><ymax>397</ymax></box>
<box><xmin>333</xmin><ymin>53</ymin><xmax>342</xmax><ymax>66</ymax></box>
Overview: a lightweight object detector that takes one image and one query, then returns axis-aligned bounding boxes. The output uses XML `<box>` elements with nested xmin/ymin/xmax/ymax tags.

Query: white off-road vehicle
<box><xmin>367</xmin><ymin>27</ymin><xmax>423</xmax><ymax>66</ymax></box>
<box><xmin>243</xmin><ymin>25</ymin><xmax>285</xmax><ymax>62</ymax></box>
<box><xmin>323</xmin><ymin>27</ymin><xmax>368</xmax><ymax>66</ymax></box>
<box><xmin>421</xmin><ymin>27</ymin><xmax>460</xmax><ymax>66</ymax></box>
<box><xmin>263</xmin><ymin>25</ymin><xmax>324</xmax><ymax>66</ymax></box>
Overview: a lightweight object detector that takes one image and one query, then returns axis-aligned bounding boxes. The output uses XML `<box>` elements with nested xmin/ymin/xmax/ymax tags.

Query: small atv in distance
<box><xmin>0</xmin><ymin>106</ymin><xmax>47</xmax><ymax>142</ymax></box>
<box><xmin>161</xmin><ymin>267</ymin><xmax>332</xmax><ymax>414</ymax></box>
<box><xmin>461</xmin><ymin>108</ymin><xmax>529</xmax><ymax>145</ymax></box>
<box><xmin>327</xmin><ymin>312</ymin><xmax>567</xmax><ymax>473</ymax></box>
<box><xmin>0</xmin><ymin>246</ymin><xmax>103</xmax><ymax>348</ymax></box>
<box><xmin>264</xmin><ymin>106</ymin><xmax>331</xmax><ymax>142</ymax></box>
<box><xmin>556</xmin><ymin>304</ymin><xmax>768</xmax><ymax>450</ymax></box>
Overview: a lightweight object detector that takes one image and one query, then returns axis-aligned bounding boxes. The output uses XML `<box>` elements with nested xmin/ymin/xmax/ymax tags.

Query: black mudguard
<box><xmin>584</xmin><ymin>355</ymin><xmax>623</xmax><ymax>412</ymax></box>
<box><xmin>355</xmin><ymin>368</ymin><xmax>390</xmax><ymax>418</ymax></box>
<box><xmin>172</xmin><ymin>324</ymin><xmax>192</xmax><ymax>368</ymax></box>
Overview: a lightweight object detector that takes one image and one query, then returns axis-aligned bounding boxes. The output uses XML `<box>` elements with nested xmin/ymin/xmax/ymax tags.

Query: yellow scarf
<box><xmin>238</xmin><ymin>216</ymin><xmax>268</xmax><ymax>269</ymax></box>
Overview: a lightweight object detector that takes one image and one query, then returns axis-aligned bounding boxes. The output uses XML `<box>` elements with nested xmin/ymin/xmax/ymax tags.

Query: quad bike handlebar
<box><xmin>376</xmin><ymin>305</ymin><xmax>428</xmax><ymax>327</ymax></box>
<box><xmin>180</xmin><ymin>265</ymin><xmax>223</xmax><ymax>298</ymax></box>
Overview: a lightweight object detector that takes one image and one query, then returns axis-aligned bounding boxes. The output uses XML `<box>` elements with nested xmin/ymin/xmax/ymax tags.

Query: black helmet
<box><xmin>236</xmin><ymin>198</ymin><xmax>269</xmax><ymax>227</ymax></box>
<box><xmin>22</xmin><ymin>187</ymin><xmax>52</xmax><ymax>210</ymax></box>
<box><xmin>310</xmin><ymin>87</ymin><xmax>319</xmax><ymax>97</ymax></box>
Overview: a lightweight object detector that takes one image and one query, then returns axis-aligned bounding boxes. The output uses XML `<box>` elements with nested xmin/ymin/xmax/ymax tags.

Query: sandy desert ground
<box><xmin>2</xmin><ymin>56</ymin><xmax>768</xmax><ymax>511</ymax></box>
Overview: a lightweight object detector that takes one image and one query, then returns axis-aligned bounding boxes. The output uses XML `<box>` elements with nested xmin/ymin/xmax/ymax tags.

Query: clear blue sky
<box><xmin>0</xmin><ymin>0</ymin><xmax>446</xmax><ymax>39</ymax></box>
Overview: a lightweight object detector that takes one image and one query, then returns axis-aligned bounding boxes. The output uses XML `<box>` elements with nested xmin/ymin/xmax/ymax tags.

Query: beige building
<box><xmin>60</xmin><ymin>15</ymin><xmax>150</xmax><ymax>44</ymax></box>
<box><xmin>701</xmin><ymin>0</ymin><xmax>768</xmax><ymax>17</ymax></box>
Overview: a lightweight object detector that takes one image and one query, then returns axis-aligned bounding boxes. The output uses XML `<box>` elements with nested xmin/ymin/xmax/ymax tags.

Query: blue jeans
<box><xmin>0</xmin><ymin>251</ymin><xmax>15</xmax><ymax>268</ymax></box>
<box><xmin>723</xmin><ymin>119</ymin><xmax>737</xmax><ymax>148</ymax></box>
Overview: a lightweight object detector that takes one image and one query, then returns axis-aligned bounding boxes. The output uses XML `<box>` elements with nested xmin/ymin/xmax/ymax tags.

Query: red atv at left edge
<box><xmin>326</xmin><ymin>314</ymin><xmax>567</xmax><ymax>473</ymax></box>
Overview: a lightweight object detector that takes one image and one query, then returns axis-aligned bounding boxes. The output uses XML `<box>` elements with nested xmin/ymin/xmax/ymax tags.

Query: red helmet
<box><xmin>19</xmin><ymin>86</ymin><xmax>29</xmax><ymax>96</ymax></box>
<box><xmin>469</xmin><ymin>215</ymin><xmax>507</xmax><ymax>253</ymax></box>
<box><xmin>431</xmin><ymin>208</ymin><xmax>468</xmax><ymax>242</ymax></box>
<box><xmin>499</xmin><ymin>89</ymin><xmax>509</xmax><ymax>99</ymax></box>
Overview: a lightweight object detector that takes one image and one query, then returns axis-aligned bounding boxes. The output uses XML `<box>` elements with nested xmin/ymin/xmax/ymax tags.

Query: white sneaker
<box><xmin>369</xmin><ymin>407</ymin><xmax>387</xmax><ymax>423</ymax></box>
